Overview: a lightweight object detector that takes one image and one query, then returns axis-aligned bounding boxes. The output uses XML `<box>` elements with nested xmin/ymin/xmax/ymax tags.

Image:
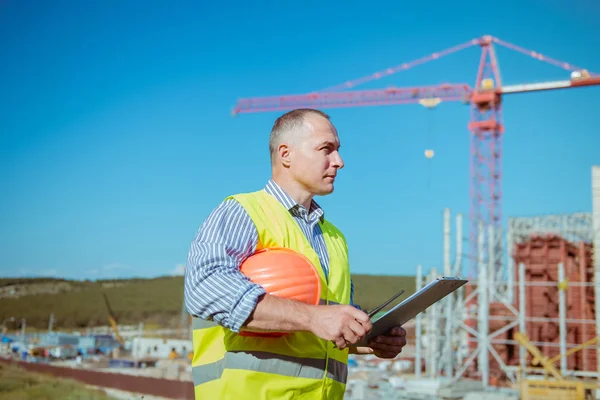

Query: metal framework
<box><xmin>233</xmin><ymin>35</ymin><xmax>600</xmax><ymax>284</ymax></box>
<box><xmin>468</xmin><ymin>36</ymin><xmax>503</xmax><ymax>281</ymax></box>
<box><xmin>414</xmin><ymin>168</ymin><xmax>600</xmax><ymax>391</ymax></box>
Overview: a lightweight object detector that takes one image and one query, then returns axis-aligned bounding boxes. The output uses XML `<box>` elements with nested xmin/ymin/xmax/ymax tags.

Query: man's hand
<box><xmin>308</xmin><ymin>305</ymin><xmax>372</xmax><ymax>350</ymax></box>
<box><xmin>243</xmin><ymin>295</ymin><xmax>373</xmax><ymax>350</ymax></box>
<box><xmin>350</xmin><ymin>326</ymin><xmax>407</xmax><ymax>359</ymax></box>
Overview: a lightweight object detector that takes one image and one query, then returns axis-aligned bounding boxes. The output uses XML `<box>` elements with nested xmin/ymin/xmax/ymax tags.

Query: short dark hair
<box><xmin>268</xmin><ymin>109</ymin><xmax>330</xmax><ymax>159</ymax></box>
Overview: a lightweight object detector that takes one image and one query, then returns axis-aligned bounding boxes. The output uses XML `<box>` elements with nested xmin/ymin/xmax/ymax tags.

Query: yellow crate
<box><xmin>520</xmin><ymin>379</ymin><xmax>586</xmax><ymax>400</ymax></box>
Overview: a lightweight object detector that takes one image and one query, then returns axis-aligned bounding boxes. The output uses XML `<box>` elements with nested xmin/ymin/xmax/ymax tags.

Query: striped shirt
<box><xmin>184</xmin><ymin>179</ymin><xmax>357</xmax><ymax>333</ymax></box>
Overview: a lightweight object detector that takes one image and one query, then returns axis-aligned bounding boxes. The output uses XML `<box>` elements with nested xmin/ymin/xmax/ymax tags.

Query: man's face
<box><xmin>288</xmin><ymin>114</ymin><xmax>344</xmax><ymax>196</ymax></box>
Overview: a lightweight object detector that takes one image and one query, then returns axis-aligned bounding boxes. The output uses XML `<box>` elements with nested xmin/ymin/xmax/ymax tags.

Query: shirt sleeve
<box><xmin>184</xmin><ymin>199</ymin><xmax>266</xmax><ymax>333</ymax></box>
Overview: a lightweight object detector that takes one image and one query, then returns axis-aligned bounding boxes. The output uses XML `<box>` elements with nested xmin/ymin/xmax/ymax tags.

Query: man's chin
<box><xmin>316</xmin><ymin>184</ymin><xmax>335</xmax><ymax>196</ymax></box>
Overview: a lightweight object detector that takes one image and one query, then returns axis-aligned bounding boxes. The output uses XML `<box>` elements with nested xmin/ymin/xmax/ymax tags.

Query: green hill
<box><xmin>0</xmin><ymin>362</ymin><xmax>115</xmax><ymax>399</ymax></box>
<box><xmin>0</xmin><ymin>274</ymin><xmax>415</xmax><ymax>330</ymax></box>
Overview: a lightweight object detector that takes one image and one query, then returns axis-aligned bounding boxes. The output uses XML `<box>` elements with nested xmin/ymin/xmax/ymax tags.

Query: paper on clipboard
<box><xmin>355</xmin><ymin>276</ymin><xmax>468</xmax><ymax>347</ymax></box>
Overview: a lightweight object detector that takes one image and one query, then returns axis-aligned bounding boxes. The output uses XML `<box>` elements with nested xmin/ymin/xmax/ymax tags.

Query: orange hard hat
<box><xmin>239</xmin><ymin>247</ymin><xmax>321</xmax><ymax>337</ymax></box>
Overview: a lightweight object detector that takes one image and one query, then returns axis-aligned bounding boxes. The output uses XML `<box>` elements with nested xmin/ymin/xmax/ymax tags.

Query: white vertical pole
<box><xmin>558</xmin><ymin>262</ymin><xmax>567</xmax><ymax>375</ymax></box>
<box><xmin>415</xmin><ymin>264</ymin><xmax>423</xmax><ymax>378</ymax></box>
<box><xmin>427</xmin><ymin>268</ymin><xmax>434</xmax><ymax>377</ymax></box>
<box><xmin>21</xmin><ymin>319</ymin><xmax>27</xmax><ymax>346</ymax></box>
<box><xmin>507</xmin><ymin>223</ymin><xmax>514</xmax><ymax>304</ymax></box>
<box><xmin>454</xmin><ymin>213</ymin><xmax>467</xmax><ymax>369</ymax></box>
<box><xmin>488</xmin><ymin>225</ymin><xmax>496</xmax><ymax>302</ymax></box>
<box><xmin>444</xmin><ymin>209</ymin><xmax>453</xmax><ymax>378</ymax></box>
<box><xmin>430</xmin><ymin>267</ymin><xmax>439</xmax><ymax>378</ymax></box>
<box><xmin>444</xmin><ymin>209</ymin><xmax>451</xmax><ymax>278</ymax></box>
<box><xmin>591</xmin><ymin>166</ymin><xmax>600</xmax><ymax>397</ymax></box>
<box><xmin>48</xmin><ymin>313</ymin><xmax>54</xmax><ymax>333</ymax></box>
<box><xmin>518</xmin><ymin>262</ymin><xmax>527</xmax><ymax>378</ymax></box>
<box><xmin>477</xmin><ymin>221</ymin><xmax>489</xmax><ymax>388</ymax></box>
<box><xmin>453</xmin><ymin>213</ymin><xmax>463</xmax><ymax>276</ymax></box>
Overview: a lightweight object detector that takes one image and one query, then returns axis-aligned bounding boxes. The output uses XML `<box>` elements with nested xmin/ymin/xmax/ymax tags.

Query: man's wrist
<box><xmin>297</xmin><ymin>302</ymin><xmax>315</xmax><ymax>332</ymax></box>
<box><xmin>243</xmin><ymin>293</ymin><xmax>318</xmax><ymax>333</ymax></box>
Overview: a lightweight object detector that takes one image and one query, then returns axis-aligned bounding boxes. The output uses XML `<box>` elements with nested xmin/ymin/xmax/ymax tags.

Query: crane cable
<box><xmin>426</xmin><ymin>107</ymin><xmax>434</xmax><ymax>189</ymax></box>
<box><xmin>420</xmin><ymin>98</ymin><xmax>439</xmax><ymax>190</ymax></box>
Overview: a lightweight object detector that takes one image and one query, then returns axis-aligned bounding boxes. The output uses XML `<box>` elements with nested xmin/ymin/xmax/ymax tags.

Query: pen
<box><xmin>367</xmin><ymin>289</ymin><xmax>405</xmax><ymax>318</ymax></box>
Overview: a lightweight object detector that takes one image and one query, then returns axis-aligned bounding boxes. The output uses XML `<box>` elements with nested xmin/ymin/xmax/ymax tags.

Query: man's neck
<box><xmin>271</xmin><ymin>175</ymin><xmax>313</xmax><ymax>210</ymax></box>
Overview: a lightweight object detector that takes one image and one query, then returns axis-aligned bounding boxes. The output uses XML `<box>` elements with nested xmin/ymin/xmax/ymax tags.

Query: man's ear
<box><xmin>278</xmin><ymin>143</ymin><xmax>292</xmax><ymax>167</ymax></box>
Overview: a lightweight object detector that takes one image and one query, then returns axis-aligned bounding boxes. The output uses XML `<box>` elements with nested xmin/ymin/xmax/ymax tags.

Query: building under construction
<box><xmin>411</xmin><ymin>165</ymin><xmax>600</xmax><ymax>399</ymax></box>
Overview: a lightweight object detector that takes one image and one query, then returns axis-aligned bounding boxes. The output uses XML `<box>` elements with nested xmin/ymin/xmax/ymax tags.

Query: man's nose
<box><xmin>333</xmin><ymin>151</ymin><xmax>344</xmax><ymax>169</ymax></box>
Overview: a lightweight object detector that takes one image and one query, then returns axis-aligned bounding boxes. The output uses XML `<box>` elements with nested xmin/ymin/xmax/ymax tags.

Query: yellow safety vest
<box><xmin>191</xmin><ymin>189</ymin><xmax>352</xmax><ymax>399</ymax></box>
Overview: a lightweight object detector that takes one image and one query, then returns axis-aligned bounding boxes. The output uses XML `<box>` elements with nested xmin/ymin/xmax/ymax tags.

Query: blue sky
<box><xmin>0</xmin><ymin>0</ymin><xmax>599</xmax><ymax>281</ymax></box>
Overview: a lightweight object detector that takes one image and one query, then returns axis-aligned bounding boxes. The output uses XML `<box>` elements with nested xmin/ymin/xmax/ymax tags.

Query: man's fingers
<box><xmin>369</xmin><ymin>338</ymin><xmax>407</xmax><ymax>352</ymax></box>
<box><xmin>334</xmin><ymin>337</ymin><xmax>347</xmax><ymax>349</ymax></box>
<box><xmin>368</xmin><ymin>341</ymin><xmax>393</xmax><ymax>352</ymax></box>
<box><xmin>342</xmin><ymin>327</ymin><xmax>358</xmax><ymax>344</ymax></box>
<box><xmin>354</xmin><ymin>316</ymin><xmax>372</xmax><ymax>334</ymax></box>
<box><xmin>389</xmin><ymin>326</ymin><xmax>407</xmax><ymax>337</ymax></box>
<box><xmin>371</xmin><ymin>335</ymin><xmax>407</xmax><ymax>347</ymax></box>
<box><xmin>374</xmin><ymin>350</ymin><xmax>398</xmax><ymax>359</ymax></box>
<box><xmin>349</xmin><ymin>320</ymin><xmax>367</xmax><ymax>339</ymax></box>
<box><xmin>370</xmin><ymin>342</ymin><xmax>404</xmax><ymax>356</ymax></box>
<box><xmin>350</xmin><ymin>307</ymin><xmax>370</xmax><ymax>324</ymax></box>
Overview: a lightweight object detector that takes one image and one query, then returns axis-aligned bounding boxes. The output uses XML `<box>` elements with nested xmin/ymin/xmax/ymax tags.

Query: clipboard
<box><xmin>355</xmin><ymin>276</ymin><xmax>468</xmax><ymax>347</ymax></box>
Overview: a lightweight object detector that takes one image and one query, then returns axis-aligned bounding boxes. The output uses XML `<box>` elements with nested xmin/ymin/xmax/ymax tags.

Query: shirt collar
<box><xmin>264</xmin><ymin>179</ymin><xmax>325</xmax><ymax>222</ymax></box>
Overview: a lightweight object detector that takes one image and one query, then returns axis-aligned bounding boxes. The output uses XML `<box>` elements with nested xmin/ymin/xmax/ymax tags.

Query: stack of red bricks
<box><xmin>488</xmin><ymin>234</ymin><xmax>596</xmax><ymax>377</ymax></box>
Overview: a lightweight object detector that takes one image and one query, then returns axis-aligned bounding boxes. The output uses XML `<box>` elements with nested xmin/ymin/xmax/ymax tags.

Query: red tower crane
<box><xmin>232</xmin><ymin>35</ymin><xmax>600</xmax><ymax>279</ymax></box>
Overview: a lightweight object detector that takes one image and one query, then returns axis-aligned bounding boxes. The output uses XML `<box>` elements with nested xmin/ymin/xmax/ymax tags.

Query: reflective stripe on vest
<box><xmin>192</xmin><ymin>350</ymin><xmax>348</xmax><ymax>385</ymax></box>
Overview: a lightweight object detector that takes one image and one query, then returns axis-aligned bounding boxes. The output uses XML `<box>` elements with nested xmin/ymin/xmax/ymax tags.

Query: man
<box><xmin>184</xmin><ymin>108</ymin><xmax>407</xmax><ymax>399</ymax></box>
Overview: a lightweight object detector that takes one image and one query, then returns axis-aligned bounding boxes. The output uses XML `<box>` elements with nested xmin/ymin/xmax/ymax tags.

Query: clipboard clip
<box><xmin>367</xmin><ymin>289</ymin><xmax>405</xmax><ymax>318</ymax></box>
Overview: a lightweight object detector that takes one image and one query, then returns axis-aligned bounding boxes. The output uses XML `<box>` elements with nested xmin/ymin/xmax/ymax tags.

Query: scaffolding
<box><xmin>414</xmin><ymin>166</ymin><xmax>600</xmax><ymax>393</ymax></box>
